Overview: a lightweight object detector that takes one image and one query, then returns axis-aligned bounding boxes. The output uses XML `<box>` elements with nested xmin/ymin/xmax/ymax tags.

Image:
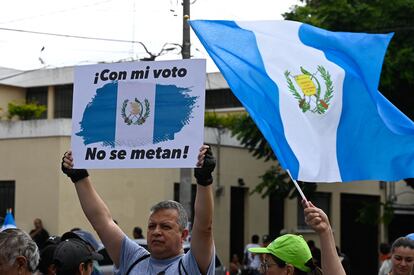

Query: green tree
<box><xmin>8</xmin><ymin>102</ymin><xmax>46</xmax><ymax>120</ymax></box>
<box><xmin>284</xmin><ymin>0</ymin><xmax>414</xmax><ymax>120</ymax></box>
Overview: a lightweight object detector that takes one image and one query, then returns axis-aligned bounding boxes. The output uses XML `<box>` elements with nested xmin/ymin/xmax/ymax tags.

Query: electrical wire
<box><xmin>0</xmin><ymin>27</ymin><xmax>146</xmax><ymax>44</ymax></box>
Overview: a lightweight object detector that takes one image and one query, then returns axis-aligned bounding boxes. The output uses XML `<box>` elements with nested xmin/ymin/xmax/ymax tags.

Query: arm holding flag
<box><xmin>303</xmin><ymin>201</ymin><xmax>346</xmax><ymax>275</ymax></box>
<box><xmin>61</xmin><ymin>151</ymin><xmax>124</xmax><ymax>267</ymax></box>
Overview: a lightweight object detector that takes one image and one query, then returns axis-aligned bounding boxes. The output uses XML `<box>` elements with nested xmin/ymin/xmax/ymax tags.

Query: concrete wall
<box><xmin>0</xmin><ymin>136</ymin><xmax>61</xmax><ymax>234</ymax></box>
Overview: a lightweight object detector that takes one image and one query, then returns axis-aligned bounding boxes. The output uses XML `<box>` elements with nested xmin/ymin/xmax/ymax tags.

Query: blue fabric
<box><xmin>298</xmin><ymin>23</ymin><xmax>414</xmax><ymax>181</ymax></box>
<box><xmin>190</xmin><ymin>20</ymin><xmax>299</xmax><ymax>177</ymax></box>
<box><xmin>1</xmin><ymin>210</ymin><xmax>17</xmax><ymax>231</ymax></box>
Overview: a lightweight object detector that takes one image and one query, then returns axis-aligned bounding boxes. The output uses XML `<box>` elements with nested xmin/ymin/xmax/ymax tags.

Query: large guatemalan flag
<box><xmin>190</xmin><ymin>20</ymin><xmax>414</xmax><ymax>182</ymax></box>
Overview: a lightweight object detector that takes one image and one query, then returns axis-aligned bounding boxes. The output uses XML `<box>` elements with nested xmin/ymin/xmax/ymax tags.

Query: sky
<box><xmin>0</xmin><ymin>0</ymin><xmax>299</xmax><ymax>72</ymax></box>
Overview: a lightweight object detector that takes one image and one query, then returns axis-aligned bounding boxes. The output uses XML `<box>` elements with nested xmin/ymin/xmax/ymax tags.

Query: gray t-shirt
<box><xmin>117</xmin><ymin>236</ymin><xmax>215</xmax><ymax>275</ymax></box>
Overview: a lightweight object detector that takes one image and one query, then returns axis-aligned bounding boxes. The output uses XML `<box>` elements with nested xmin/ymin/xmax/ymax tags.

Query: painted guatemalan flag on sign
<box><xmin>190</xmin><ymin>20</ymin><xmax>414</xmax><ymax>182</ymax></box>
<box><xmin>72</xmin><ymin>59</ymin><xmax>206</xmax><ymax>169</ymax></box>
<box><xmin>76</xmin><ymin>82</ymin><xmax>197</xmax><ymax>147</ymax></box>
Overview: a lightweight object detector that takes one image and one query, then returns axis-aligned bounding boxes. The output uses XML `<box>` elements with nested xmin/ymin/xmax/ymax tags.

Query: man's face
<box><xmin>147</xmin><ymin>208</ymin><xmax>187</xmax><ymax>259</ymax></box>
<box><xmin>391</xmin><ymin>246</ymin><xmax>414</xmax><ymax>275</ymax></box>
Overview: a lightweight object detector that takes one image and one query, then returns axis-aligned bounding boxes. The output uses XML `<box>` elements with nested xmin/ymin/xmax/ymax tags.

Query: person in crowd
<box><xmin>379</xmin><ymin>243</ymin><xmax>392</xmax><ymax>265</ymax></box>
<box><xmin>60</xmin><ymin>231</ymin><xmax>104</xmax><ymax>275</ymax></box>
<box><xmin>229</xmin><ymin>253</ymin><xmax>242</xmax><ymax>275</ymax></box>
<box><xmin>307</xmin><ymin>240</ymin><xmax>321</xmax><ymax>268</ymax></box>
<box><xmin>67</xmin><ymin>229</ymin><xmax>103</xmax><ymax>251</ymax></box>
<box><xmin>243</xmin><ymin>234</ymin><xmax>261</xmax><ymax>275</ymax></box>
<box><xmin>262</xmin><ymin>234</ymin><xmax>271</xmax><ymax>248</ymax></box>
<box><xmin>53</xmin><ymin>238</ymin><xmax>103</xmax><ymax>275</ymax></box>
<box><xmin>379</xmin><ymin>237</ymin><xmax>414</xmax><ymax>275</ymax></box>
<box><xmin>29</xmin><ymin>218</ymin><xmax>50</xmax><ymax>250</ymax></box>
<box><xmin>133</xmin><ymin>226</ymin><xmax>145</xmax><ymax>239</ymax></box>
<box><xmin>248</xmin><ymin>201</ymin><xmax>346</xmax><ymax>275</ymax></box>
<box><xmin>0</xmin><ymin>228</ymin><xmax>40</xmax><ymax>275</ymax></box>
<box><xmin>61</xmin><ymin>145</ymin><xmax>216</xmax><ymax>274</ymax></box>
<box><xmin>378</xmin><ymin>242</ymin><xmax>392</xmax><ymax>275</ymax></box>
<box><xmin>37</xmin><ymin>235</ymin><xmax>61</xmax><ymax>275</ymax></box>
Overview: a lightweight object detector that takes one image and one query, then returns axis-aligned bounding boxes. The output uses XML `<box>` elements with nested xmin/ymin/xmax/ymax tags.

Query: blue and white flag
<box><xmin>76</xmin><ymin>82</ymin><xmax>197</xmax><ymax>147</ymax></box>
<box><xmin>72</xmin><ymin>59</ymin><xmax>206</xmax><ymax>169</ymax></box>
<box><xmin>1</xmin><ymin>209</ymin><xmax>16</xmax><ymax>231</ymax></box>
<box><xmin>190</xmin><ymin>20</ymin><xmax>414</xmax><ymax>182</ymax></box>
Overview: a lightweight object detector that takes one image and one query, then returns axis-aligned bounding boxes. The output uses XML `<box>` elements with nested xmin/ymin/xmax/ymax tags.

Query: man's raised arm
<box><xmin>190</xmin><ymin>145</ymin><xmax>216</xmax><ymax>274</ymax></box>
<box><xmin>61</xmin><ymin>151</ymin><xmax>124</xmax><ymax>267</ymax></box>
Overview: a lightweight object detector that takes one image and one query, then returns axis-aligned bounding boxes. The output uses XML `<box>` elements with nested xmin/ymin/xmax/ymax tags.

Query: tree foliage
<box><xmin>205</xmin><ymin>112</ymin><xmax>316</xmax><ymax>199</ymax></box>
<box><xmin>8</xmin><ymin>102</ymin><xmax>46</xmax><ymax>120</ymax></box>
<box><xmin>284</xmin><ymin>0</ymin><xmax>414</xmax><ymax>120</ymax></box>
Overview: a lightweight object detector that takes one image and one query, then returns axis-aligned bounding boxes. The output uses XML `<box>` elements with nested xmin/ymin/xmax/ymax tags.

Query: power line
<box><xmin>0</xmin><ymin>27</ymin><xmax>147</xmax><ymax>44</ymax></box>
<box><xmin>0</xmin><ymin>27</ymin><xmax>183</xmax><ymax>60</ymax></box>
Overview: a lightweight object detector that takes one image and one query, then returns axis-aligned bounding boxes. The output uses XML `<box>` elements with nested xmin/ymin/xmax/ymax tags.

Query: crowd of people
<box><xmin>0</xmin><ymin>146</ymin><xmax>413</xmax><ymax>275</ymax></box>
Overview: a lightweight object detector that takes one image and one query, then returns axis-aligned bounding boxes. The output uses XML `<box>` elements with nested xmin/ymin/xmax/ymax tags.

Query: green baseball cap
<box><xmin>248</xmin><ymin>234</ymin><xmax>312</xmax><ymax>272</ymax></box>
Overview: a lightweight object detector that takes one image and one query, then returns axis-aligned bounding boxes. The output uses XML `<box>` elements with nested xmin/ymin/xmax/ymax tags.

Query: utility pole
<box><xmin>179</xmin><ymin>0</ymin><xmax>193</xmax><ymax>229</ymax></box>
<box><xmin>182</xmin><ymin>0</ymin><xmax>191</xmax><ymax>59</ymax></box>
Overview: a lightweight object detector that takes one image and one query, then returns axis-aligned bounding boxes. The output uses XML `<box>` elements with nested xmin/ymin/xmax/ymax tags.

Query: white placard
<box><xmin>71</xmin><ymin>59</ymin><xmax>206</xmax><ymax>169</ymax></box>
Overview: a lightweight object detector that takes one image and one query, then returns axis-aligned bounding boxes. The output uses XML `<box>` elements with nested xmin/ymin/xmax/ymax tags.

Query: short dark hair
<box><xmin>252</xmin><ymin>234</ymin><xmax>259</xmax><ymax>243</ymax></box>
<box><xmin>133</xmin><ymin>227</ymin><xmax>143</xmax><ymax>237</ymax></box>
<box><xmin>391</xmin><ymin>237</ymin><xmax>414</xmax><ymax>253</ymax></box>
<box><xmin>379</xmin><ymin>242</ymin><xmax>391</xmax><ymax>254</ymax></box>
<box><xmin>150</xmin><ymin>200</ymin><xmax>188</xmax><ymax>230</ymax></box>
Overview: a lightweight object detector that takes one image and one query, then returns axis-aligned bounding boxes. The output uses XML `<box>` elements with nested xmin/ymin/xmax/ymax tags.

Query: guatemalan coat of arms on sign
<box><xmin>284</xmin><ymin>65</ymin><xmax>334</xmax><ymax>114</ymax></box>
<box><xmin>121</xmin><ymin>97</ymin><xmax>150</xmax><ymax>125</ymax></box>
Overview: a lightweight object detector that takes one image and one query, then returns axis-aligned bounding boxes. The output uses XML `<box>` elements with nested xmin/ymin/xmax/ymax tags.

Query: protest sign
<box><xmin>71</xmin><ymin>59</ymin><xmax>206</xmax><ymax>169</ymax></box>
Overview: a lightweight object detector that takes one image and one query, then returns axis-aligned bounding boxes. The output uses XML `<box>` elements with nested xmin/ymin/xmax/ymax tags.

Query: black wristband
<box><xmin>61</xmin><ymin>157</ymin><xmax>89</xmax><ymax>183</ymax></box>
<box><xmin>194</xmin><ymin>147</ymin><xmax>216</xmax><ymax>186</ymax></box>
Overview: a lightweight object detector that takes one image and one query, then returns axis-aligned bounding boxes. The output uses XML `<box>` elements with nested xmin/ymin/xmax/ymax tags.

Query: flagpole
<box><xmin>286</xmin><ymin>170</ymin><xmax>308</xmax><ymax>205</ymax></box>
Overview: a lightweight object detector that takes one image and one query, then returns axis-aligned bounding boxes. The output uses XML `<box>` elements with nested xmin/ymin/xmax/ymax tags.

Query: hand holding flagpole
<box><xmin>286</xmin><ymin>170</ymin><xmax>309</xmax><ymax>207</ymax></box>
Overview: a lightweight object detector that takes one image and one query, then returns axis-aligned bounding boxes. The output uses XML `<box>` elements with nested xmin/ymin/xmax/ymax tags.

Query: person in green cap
<box><xmin>249</xmin><ymin>201</ymin><xmax>346</xmax><ymax>275</ymax></box>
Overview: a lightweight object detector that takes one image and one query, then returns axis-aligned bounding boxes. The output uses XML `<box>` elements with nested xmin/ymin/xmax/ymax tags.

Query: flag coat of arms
<box><xmin>190</xmin><ymin>20</ymin><xmax>414</xmax><ymax>182</ymax></box>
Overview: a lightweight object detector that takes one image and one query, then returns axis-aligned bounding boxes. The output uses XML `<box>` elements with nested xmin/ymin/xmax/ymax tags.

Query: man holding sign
<box><xmin>61</xmin><ymin>145</ymin><xmax>216</xmax><ymax>275</ymax></box>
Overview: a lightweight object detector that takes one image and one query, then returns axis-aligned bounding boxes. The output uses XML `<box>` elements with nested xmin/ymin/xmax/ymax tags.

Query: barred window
<box><xmin>54</xmin><ymin>84</ymin><xmax>73</xmax><ymax>118</ymax></box>
<box><xmin>26</xmin><ymin>87</ymin><xmax>48</xmax><ymax>119</ymax></box>
<box><xmin>206</xmin><ymin>88</ymin><xmax>242</xmax><ymax>109</ymax></box>
<box><xmin>0</xmin><ymin>181</ymin><xmax>15</xmax><ymax>222</ymax></box>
